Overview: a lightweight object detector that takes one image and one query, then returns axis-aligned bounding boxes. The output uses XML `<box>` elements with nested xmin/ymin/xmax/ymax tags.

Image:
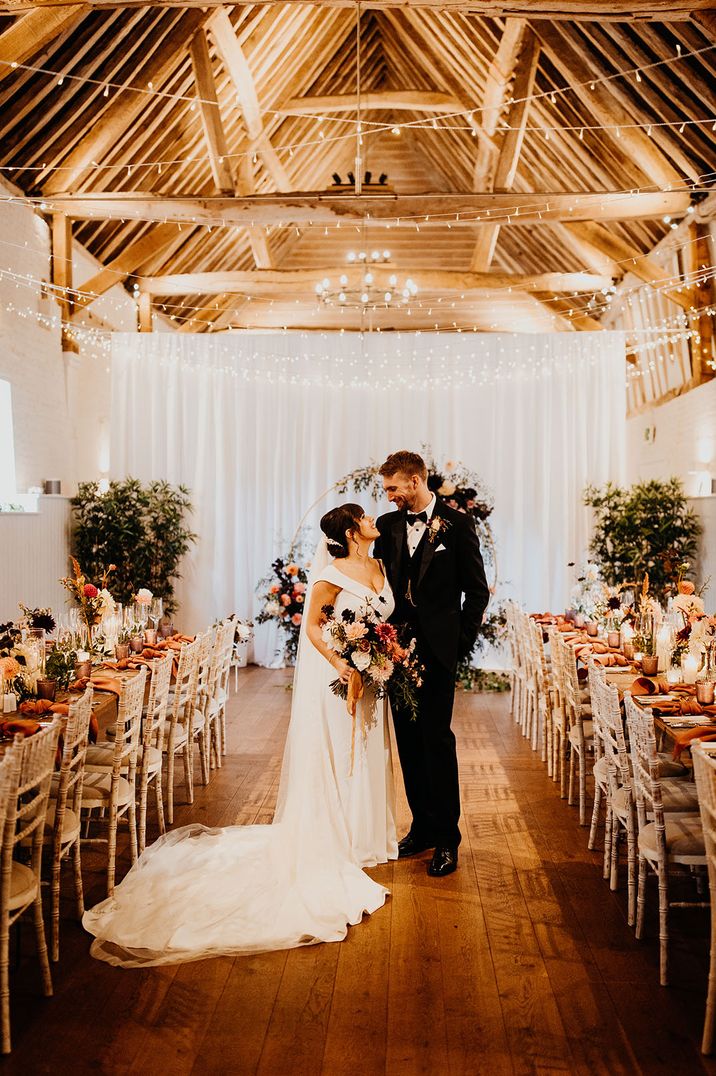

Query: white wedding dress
<box><xmin>83</xmin><ymin>544</ymin><xmax>398</xmax><ymax>967</ymax></box>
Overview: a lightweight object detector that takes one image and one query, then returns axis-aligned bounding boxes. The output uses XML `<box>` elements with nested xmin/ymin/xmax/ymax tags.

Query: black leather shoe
<box><xmin>397</xmin><ymin>834</ymin><xmax>434</xmax><ymax>859</ymax></box>
<box><xmin>427</xmin><ymin>847</ymin><xmax>458</xmax><ymax>877</ymax></box>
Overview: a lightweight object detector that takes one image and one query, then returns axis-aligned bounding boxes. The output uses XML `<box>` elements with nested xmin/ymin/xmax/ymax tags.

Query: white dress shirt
<box><xmin>406</xmin><ymin>493</ymin><xmax>436</xmax><ymax>557</ymax></box>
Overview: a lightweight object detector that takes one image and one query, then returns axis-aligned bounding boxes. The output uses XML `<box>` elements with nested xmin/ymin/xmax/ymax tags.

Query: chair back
<box><xmin>143</xmin><ymin>653</ymin><xmax>173</xmax><ymax>749</ymax></box>
<box><xmin>624</xmin><ymin>691</ymin><xmax>666</xmax><ymax>842</ymax></box>
<box><xmin>195</xmin><ymin>626</ymin><xmax>219</xmax><ymax>722</ymax></box>
<box><xmin>109</xmin><ymin>668</ymin><xmax>148</xmax><ymax>780</ymax></box>
<box><xmin>587</xmin><ymin>658</ymin><xmax>608</xmax><ymax>763</ymax></box>
<box><xmin>211</xmin><ymin>617</ymin><xmax>236</xmax><ymax>702</ymax></box>
<box><xmin>166</xmin><ymin>636</ymin><xmax>201</xmax><ymax>746</ymax></box>
<box><xmin>553</xmin><ymin>631</ymin><xmax>586</xmax><ymax>740</ymax></box>
<box><xmin>8</xmin><ymin>720</ymin><xmax>63</xmax><ymax>865</ymax></box>
<box><xmin>693</xmin><ymin>741</ymin><xmax>716</xmax><ymax>892</ymax></box>
<box><xmin>54</xmin><ymin>686</ymin><xmax>94</xmax><ymax>835</ymax></box>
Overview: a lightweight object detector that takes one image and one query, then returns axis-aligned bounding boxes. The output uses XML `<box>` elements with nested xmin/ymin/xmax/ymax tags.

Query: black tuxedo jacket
<box><xmin>374</xmin><ymin>499</ymin><xmax>490</xmax><ymax>670</ymax></box>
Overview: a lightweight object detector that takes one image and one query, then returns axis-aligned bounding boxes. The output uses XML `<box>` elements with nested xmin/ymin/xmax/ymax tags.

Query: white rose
<box><xmin>351</xmin><ymin>650</ymin><xmax>371</xmax><ymax>672</ymax></box>
<box><xmin>321</xmin><ymin>624</ymin><xmax>340</xmax><ymax>650</ymax></box>
<box><xmin>674</xmin><ymin>593</ymin><xmax>705</xmax><ymax>616</ymax></box>
<box><xmin>136</xmin><ymin>588</ymin><xmax>153</xmax><ymax>604</ymax></box>
<box><xmin>265</xmin><ymin>600</ymin><xmax>280</xmax><ymax>616</ymax></box>
<box><xmin>437</xmin><ymin>481</ymin><xmax>456</xmax><ymax>496</ymax></box>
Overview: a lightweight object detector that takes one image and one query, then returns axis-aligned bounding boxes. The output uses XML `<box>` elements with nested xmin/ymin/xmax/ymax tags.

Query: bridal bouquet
<box><xmin>321</xmin><ymin>603</ymin><xmax>422</xmax><ymax>720</ymax></box>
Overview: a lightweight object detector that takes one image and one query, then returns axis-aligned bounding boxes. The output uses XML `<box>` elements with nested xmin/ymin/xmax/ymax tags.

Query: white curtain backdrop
<box><xmin>110</xmin><ymin>330</ymin><xmax>626</xmax><ymax>664</ymax></box>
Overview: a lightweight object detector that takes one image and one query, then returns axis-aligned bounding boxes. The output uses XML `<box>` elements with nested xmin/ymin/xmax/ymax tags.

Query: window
<box><xmin>0</xmin><ymin>379</ymin><xmax>17</xmax><ymax>499</ymax></box>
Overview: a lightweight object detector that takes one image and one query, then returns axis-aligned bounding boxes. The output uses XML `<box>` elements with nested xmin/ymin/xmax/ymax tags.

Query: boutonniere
<box><xmin>427</xmin><ymin>516</ymin><xmax>450</xmax><ymax>544</ymax></box>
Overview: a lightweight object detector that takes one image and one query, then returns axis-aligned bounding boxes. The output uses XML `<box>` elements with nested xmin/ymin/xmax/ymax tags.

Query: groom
<box><xmin>374</xmin><ymin>451</ymin><xmax>490</xmax><ymax>877</ymax></box>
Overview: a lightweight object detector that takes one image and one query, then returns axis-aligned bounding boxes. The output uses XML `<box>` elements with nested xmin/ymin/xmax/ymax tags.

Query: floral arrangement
<box><xmin>567</xmin><ymin>562</ymin><xmax>604</xmax><ymax>618</ymax></box>
<box><xmin>60</xmin><ymin>557</ymin><xmax>116</xmax><ymax>634</ymax></box>
<box><xmin>669</xmin><ymin>566</ymin><xmax>712</xmax><ymax>663</ymax></box>
<box><xmin>44</xmin><ymin>646</ymin><xmax>78</xmax><ymax>690</ymax></box>
<box><xmin>320</xmin><ymin>601</ymin><xmax>422</xmax><ymax>720</ymax></box>
<box><xmin>18</xmin><ymin>605</ymin><xmax>56</xmax><ymax>635</ymax></box>
<box><xmin>0</xmin><ymin>621</ymin><xmax>38</xmax><ymax>698</ymax></box>
<box><xmin>256</xmin><ymin>557</ymin><xmax>309</xmax><ymax>664</ymax></box>
<box><xmin>234</xmin><ymin>620</ymin><xmax>254</xmax><ymax>643</ymax></box>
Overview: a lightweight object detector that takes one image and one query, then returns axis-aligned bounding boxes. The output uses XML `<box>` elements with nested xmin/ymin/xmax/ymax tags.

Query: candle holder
<box><xmin>574</xmin><ymin>613</ymin><xmax>586</xmax><ymax>629</ymax></box>
<box><xmin>696</xmin><ymin>681</ymin><xmax>715</xmax><ymax>706</ymax></box>
<box><xmin>623</xmin><ymin>642</ymin><xmax>635</xmax><ymax>661</ymax></box>
<box><xmin>129</xmin><ymin>636</ymin><xmax>144</xmax><ymax>654</ymax></box>
<box><xmin>641</xmin><ymin>655</ymin><xmax>659</xmax><ymax>677</ymax></box>
<box><xmin>586</xmin><ymin>622</ymin><xmax>599</xmax><ymax>638</ymax></box>
<box><xmin>36</xmin><ymin>678</ymin><xmax>57</xmax><ymax>702</ymax></box>
<box><xmin>144</xmin><ymin>629</ymin><xmax>158</xmax><ymax>646</ymax></box>
<box><xmin>607</xmin><ymin>631</ymin><xmax>621</xmax><ymax>649</ymax></box>
<box><xmin>682</xmin><ymin>653</ymin><xmax>700</xmax><ymax>685</ymax></box>
<box><xmin>74</xmin><ymin>660</ymin><xmax>91</xmax><ymax>680</ymax></box>
<box><xmin>115</xmin><ymin>643</ymin><xmax>130</xmax><ymax>661</ymax></box>
<box><xmin>666</xmin><ymin>665</ymin><xmax>682</xmax><ymax>686</ymax></box>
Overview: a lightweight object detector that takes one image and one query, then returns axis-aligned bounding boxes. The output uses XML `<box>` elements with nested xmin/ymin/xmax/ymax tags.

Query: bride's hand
<box><xmin>331</xmin><ymin>656</ymin><xmax>352</xmax><ymax>684</ymax></box>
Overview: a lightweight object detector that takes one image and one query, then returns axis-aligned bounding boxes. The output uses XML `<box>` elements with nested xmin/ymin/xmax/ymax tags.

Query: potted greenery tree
<box><xmin>71</xmin><ymin>478</ymin><xmax>197</xmax><ymax>616</ymax></box>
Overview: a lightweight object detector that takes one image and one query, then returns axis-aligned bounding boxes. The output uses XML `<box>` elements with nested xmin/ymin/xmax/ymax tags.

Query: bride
<box><xmin>83</xmin><ymin>503</ymin><xmax>398</xmax><ymax>966</ymax></box>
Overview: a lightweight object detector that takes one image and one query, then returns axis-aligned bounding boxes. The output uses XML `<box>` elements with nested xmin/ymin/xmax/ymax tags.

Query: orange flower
<box><xmin>286</xmin><ymin>564</ymin><xmax>299</xmax><ymax>576</ymax></box>
<box><xmin>678</xmin><ymin>580</ymin><xmax>696</xmax><ymax>595</ymax></box>
<box><xmin>0</xmin><ymin>657</ymin><xmax>20</xmax><ymax>680</ymax></box>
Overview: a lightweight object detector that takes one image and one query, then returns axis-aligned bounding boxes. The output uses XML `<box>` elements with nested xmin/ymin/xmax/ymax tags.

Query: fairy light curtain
<box><xmin>110</xmin><ymin>331</ymin><xmax>626</xmax><ymax>663</ymax></box>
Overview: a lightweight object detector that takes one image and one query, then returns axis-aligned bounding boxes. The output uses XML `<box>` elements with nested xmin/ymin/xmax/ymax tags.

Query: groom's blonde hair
<box><xmin>378</xmin><ymin>451</ymin><xmax>428</xmax><ymax>481</ymax></box>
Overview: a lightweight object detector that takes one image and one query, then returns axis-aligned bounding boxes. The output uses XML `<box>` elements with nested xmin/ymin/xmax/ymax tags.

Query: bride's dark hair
<box><xmin>320</xmin><ymin>503</ymin><xmax>364</xmax><ymax>559</ymax></box>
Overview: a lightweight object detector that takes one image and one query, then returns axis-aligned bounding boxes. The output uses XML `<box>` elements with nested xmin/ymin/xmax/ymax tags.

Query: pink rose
<box><xmin>344</xmin><ymin>622</ymin><xmax>368</xmax><ymax>642</ymax></box>
<box><xmin>83</xmin><ymin>584</ymin><xmax>98</xmax><ymax>598</ymax></box>
<box><xmin>291</xmin><ymin>613</ymin><xmax>302</xmax><ymax>625</ymax></box>
<box><xmin>280</xmin><ymin>594</ymin><xmax>291</xmax><ymax>607</ymax></box>
<box><xmin>293</xmin><ymin>582</ymin><xmax>306</xmax><ymax>594</ymax></box>
<box><xmin>269</xmin><ymin>584</ymin><xmax>280</xmax><ymax>594</ymax></box>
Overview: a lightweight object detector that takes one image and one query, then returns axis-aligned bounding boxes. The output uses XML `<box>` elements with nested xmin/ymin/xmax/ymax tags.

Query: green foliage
<box><xmin>45</xmin><ymin>648</ymin><xmax>77</xmax><ymax>690</ymax></box>
<box><xmin>70</xmin><ymin>478</ymin><xmax>197</xmax><ymax>616</ymax></box>
<box><xmin>583</xmin><ymin>478</ymin><xmax>701</xmax><ymax>603</ymax></box>
<box><xmin>456</xmin><ymin>668</ymin><xmax>511</xmax><ymax>693</ymax></box>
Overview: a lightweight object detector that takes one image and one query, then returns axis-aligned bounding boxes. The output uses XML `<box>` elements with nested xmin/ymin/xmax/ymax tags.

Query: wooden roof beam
<box><xmin>0</xmin><ymin>5</ymin><xmax>88</xmax><ymax>85</ymax></box>
<box><xmin>471</xmin><ymin>28</ymin><xmax>540</xmax><ymax>271</ymax></box>
<box><xmin>564</xmin><ymin>220</ymin><xmax>697</xmax><ymax>309</ymax></box>
<box><xmin>473</xmin><ymin>18</ymin><xmax>526</xmax><ymax>194</ymax></box>
<box><xmin>533</xmin><ymin>292</ymin><xmax>605</xmax><ymax>331</ymax></box>
<box><xmin>42</xmin><ymin>9</ymin><xmax>207</xmax><ymax>195</ymax></box>
<box><xmin>208</xmin><ymin>7</ymin><xmax>292</xmax><ymax>194</ymax></box>
<box><xmin>189</xmin><ymin>27</ymin><xmax>271</xmax><ymax>268</ymax></box>
<box><xmin>138</xmin><ymin>268</ymin><xmax>612</xmax><ymax>297</ymax></box>
<box><xmin>279</xmin><ymin>90</ymin><xmax>474</xmax><ymax>117</ymax></box>
<box><xmin>0</xmin><ymin>1</ymin><xmax>707</xmax><ymax>17</ymax></box>
<box><xmin>72</xmin><ymin>222</ymin><xmax>187</xmax><ymax>310</ymax></box>
<box><xmin>534</xmin><ymin>22</ymin><xmax>687</xmax><ymax>191</ymax></box>
<box><xmin>39</xmin><ymin>190</ymin><xmax>693</xmax><ymax>227</ymax></box>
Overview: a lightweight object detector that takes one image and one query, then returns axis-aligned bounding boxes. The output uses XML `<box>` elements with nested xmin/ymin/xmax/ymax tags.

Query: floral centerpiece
<box><xmin>567</xmin><ymin>562</ymin><xmax>604</xmax><ymax>620</ymax></box>
<box><xmin>320</xmin><ymin>601</ymin><xmax>422</xmax><ymax>720</ymax></box>
<box><xmin>0</xmin><ymin>620</ymin><xmax>40</xmax><ymax>699</ymax></box>
<box><xmin>256</xmin><ymin>557</ymin><xmax>309</xmax><ymax>664</ymax></box>
<box><xmin>60</xmin><ymin>558</ymin><xmax>116</xmax><ymax>640</ymax></box>
<box><xmin>669</xmin><ymin>567</ymin><xmax>712</xmax><ymax>665</ymax></box>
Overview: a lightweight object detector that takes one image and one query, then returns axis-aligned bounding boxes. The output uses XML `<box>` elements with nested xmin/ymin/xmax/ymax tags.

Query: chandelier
<box><xmin>314</xmin><ymin>252</ymin><xmax>418</xmax><ymax>309</ymax></box>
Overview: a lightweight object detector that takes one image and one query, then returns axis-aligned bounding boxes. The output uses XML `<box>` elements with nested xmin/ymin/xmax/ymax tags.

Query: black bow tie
<box><xmin>407</xmin><ymin>511</ymin><xmax>428</xmax><ymax>526</ymax></box>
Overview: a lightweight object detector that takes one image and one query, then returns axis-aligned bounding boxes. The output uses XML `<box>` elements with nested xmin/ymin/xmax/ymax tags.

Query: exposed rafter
<box><xmin>37</xmin><ymin>190</ymin><xmax>692</xmax><ymax>228</ymax></box>
<box><xmin>0</xmin><ymin>5</ymin><xmax>88</xmax><ymax>84</ymax></box>
<box><xmin>138</xmin><ymin>267</ymin><xmax>612</xmax><ymax>296</ymax></box>
<box><xmin>72</xmin><ymin>222</ymin><xmax>184</xmax><ymax>310</ymax></box>
<box><xmin>0</xmin><ymin>1</ymin><xmax>708</xmax><ymax>16</ymax></box>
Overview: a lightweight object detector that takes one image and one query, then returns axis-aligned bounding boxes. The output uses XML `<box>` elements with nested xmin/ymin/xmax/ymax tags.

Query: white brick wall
<box><xmin>627</xmin><ymin>379</ymin><xmax>716</xmax><ymax>589</ymax></box>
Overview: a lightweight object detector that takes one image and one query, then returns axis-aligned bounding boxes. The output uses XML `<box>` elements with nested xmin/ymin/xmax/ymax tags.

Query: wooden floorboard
<box><xmin>3</xmin><ymin>668</ymin><xmax>716</xmax><ymax>1074</ymax></box>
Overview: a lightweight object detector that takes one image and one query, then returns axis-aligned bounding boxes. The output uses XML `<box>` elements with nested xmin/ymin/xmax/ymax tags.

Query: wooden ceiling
<box><xmin>1</xmin><ymin>2</ymin><xmax>714</xmax><ymax>335</ymax></box>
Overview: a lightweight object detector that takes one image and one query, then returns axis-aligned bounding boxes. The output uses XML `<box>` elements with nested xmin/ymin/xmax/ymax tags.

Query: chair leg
<box><xmin>0</xmin><ymin>922</ymin><xmax>10</xmax><ymax>1054</ymax></box>
<box><xmin>578</xmin><ymin>751</ymin><xmax>587</xmax><ymax>826</ymax></box>
<box><xmin>166</xmin><ymin>751</ymin><xmax>175</xmax><ymax>825</ymax></box>
<box><xmin>138</xmin><ymin>782</ymin><xmax>148</xmax><ymax>856</ymax></box>
<box><xmin>702</xmin><ymin>911</ymin><xmax>716</xmax><ymax>1053</ymax></box>
<box><xmin>107</xmin><ymin>802</ymin><xmax>118</xmax><ymax>896</ymax></box>
<box><xmin>559</xmin><ymin>733</ymin><xmax>567</xmax><ymax>798</ymax></box>
<box><xmin>602</xmin><ymin>806</ymin><xmax>613</xmax><ymax>881</ymax></box>
<box><xmin>610</xmin><ymin>818</ymin><xmax>620</xmax><ymax>891</ymax></box>
<box><xmin>155</xmin><ymin>773</ymin><xmax>166</xmax><ymax>837</ymax></box>
<box><xmin>626</xmin><ymin>813</ymin><xmax>637</xmax><ymax>928</ymax></box>
<box><xmin>568</xmin><ymin>750</ymin><xmax>576</xmax><ymax>807</ymax></box>
<box><xmin>128</xmin><ymin>795</ymin><xmax>138</xmax><ymax>865</ymax></box>
<box><xmin>51</xmin><ymin>856</ymin><xmax>61</xmax><ymax>963</ymax></box>
<box><xmin>636</xmin><ymin>856</ymin><xmax>648</xmax><ymax>940</ymax></box>
<box><xmin>183</xmin><ymin>742</ymin><xmax>194</xmax><ymax>805</ymax></box>
<box><xmin>588</xmin><ymin>781</ymin><xmax>602</xmax><ymax>850</ymax></box>
<box><xmin>72</xmin><ymin>836</ymin><xmax>85</xmax><ymax>919</ymax></box>
<box><xmin>32</xmin><ymin>893</ymin><xmax>53</xmax><ymax>998</ymax></box>
<box><xmin>199</xmin><ymin>728</ymin><xmax>210</xmax><ymax>785</ymax></box>
<box><xmin>658</xmin><ymin>865</ymin><xmax>669</xmax><ymax>987</ymax></box>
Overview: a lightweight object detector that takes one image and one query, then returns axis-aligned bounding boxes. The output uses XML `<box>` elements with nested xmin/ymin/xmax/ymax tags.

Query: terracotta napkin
<box><xmin>0</xmin><ymin>717</ymin><xmax>41</xmax><ymax>737</ymax></box>
<box><xmin>90</xmin><ymin>675</ymin><xmax>123</xmax><ymax>699</ymax></box>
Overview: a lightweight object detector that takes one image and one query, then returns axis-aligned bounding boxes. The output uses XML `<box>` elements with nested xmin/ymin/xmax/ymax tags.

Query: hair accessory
<box><xmin>326</xmin><ymin>537</ymin><xmax>344</xmax><ymax>553</ymax></box>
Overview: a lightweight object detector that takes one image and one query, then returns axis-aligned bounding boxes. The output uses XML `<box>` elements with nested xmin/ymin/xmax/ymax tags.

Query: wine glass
<box><xmin>149</xmin><ymin>597</ymin><xmax>163</xmax><ymax>632</ymax></box>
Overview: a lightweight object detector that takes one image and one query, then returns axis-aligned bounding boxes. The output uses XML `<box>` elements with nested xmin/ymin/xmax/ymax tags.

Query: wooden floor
<box><xmin>5</xmin><ymin>668</ymin><xmax>716</xmax><ymax>1075</ymax></box>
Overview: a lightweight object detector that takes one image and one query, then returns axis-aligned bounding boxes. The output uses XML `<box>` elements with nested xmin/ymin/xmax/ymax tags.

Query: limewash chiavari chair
<box><xmin>136</xmin><ymin>652</ymin><xmax>173</xmax><ymax>853</ymax></box>
<box><xmin>625</xmin><ymin>691</ymin><xmax>706</xmax><ymax>986</ymax></box>
<box><xmin>207</xmin><ymin>616</ymin><xmax>236</xmax><ymax>761</ymax></box>
<box><xmin>193</xmin><ymin>626</ymin><xmax>218</xmax><ymax>785</ymax></box>
<box><xmin>548</xmin><ymin>627</ymin><xmax>569</xmax><ymax>795</ymax></box>
<box><xmin>552</xmin><ymin>631</ymin><xmax>593</xmax><ymax>824</ymax></box>
<box><xmin>45</xmin><ymin>686</ymin><xmax>93</xmax><ymax>962</ymax></box>
<box><xmin>692</xmin><ymin>742</ymin><xmax>716</xmax><ymax>1054</ymax></box>
<box><xmin>586</xmin><ymin>659</ymin><xmax>610</xmax><ymax>852</ymax></box>
<box><xmin>528</xmin><ymin>618</ymin><xmax>554</xmax><ymax>770</ymax></box>
<box><xmin>0</xmin><ymin>720</ymin><xmax>63</xmax><ymax>1054</ymax></box>
<box><xmin>81</xmin><ymin>668</ymin><xmax>147</xmax><ymax>896</ymax></box>
<box><xmin>505</xmin><ymin>602</ymin><xmax>527</xmax><ymax>731</ymax></box>
<box><xmin>163</xmin><ymin>635</ymin><xmax>201</xmax><ymax>824</ymax></box>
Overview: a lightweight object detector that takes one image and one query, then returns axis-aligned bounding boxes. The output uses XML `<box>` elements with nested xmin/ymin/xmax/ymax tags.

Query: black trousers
<box><xmin>390</xmin><ymin>637</ymin><xmax>461</xmax><ymax>848</ymax></box>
